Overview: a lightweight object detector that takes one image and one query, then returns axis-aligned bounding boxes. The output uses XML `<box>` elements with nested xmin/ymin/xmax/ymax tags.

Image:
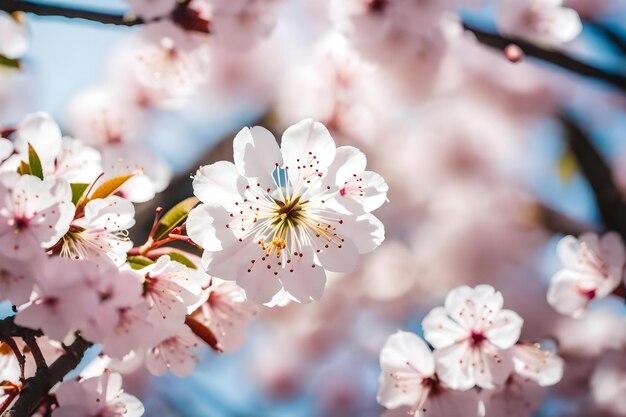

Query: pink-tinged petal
<box><xmin>278</xmin><ymin>252</ymin><xmax>327</xmax><ymax>303</ymax></box>
<box><xmin>556</xmin><ymin>235</ymin><xmax>581</xmax><ymax>269</ymax></box>
<box><xmin>422</xmin><ymin>306</ymin><xmax>467</xmax><ymax>349</ymax></box>
<box><xmin>472</xmin><ymin>345</ymin><xmax>513</xmax><ymax>389</ymax></box>
<box><xmin>512</xmin><ymin>344</ymin><xmax>564</xmax><ymax>387</ymax></box>
<box><xmin>16</xmin><ymin>112</ymin><xmax>62</xmax><ymax>167</ymax></box>
<box><xmin>443</xmin><ymin>285</ymin><xmax>476</xmax><ymax>329</ymax></box>
<box><xmin>0</xmin><ymin>138</ymin><xmax>13</xmax><ymax>161</ymax></box>
<box><xmin>202</xmin><ymin>237</ymin><xmax>260</xmax><ymax>282</ymax></box>
<box><xmin>357</xmin><ymin>170</ymin><xmax>389</xmax><ymax>212</ymax></box>
<box><xmin>547</xmin><ymin>271</ymin><xmax>591</xmax><ymax>318</ymax></box>
<box><xmin>192</xmin><ymin>161</ymin><xmax>247</xmax><ymax>207</ymax></box>
<box><xmin>434</xmin><ymin>341</ymin><xmax>476</xmax><ymax>390</ymax></box>
<box><xmin>315</xmin><ymin>236</ymin><xmax>359</xmax><ymax>273</ymax></box>
<box><xmin>233</xmin><ymin>126</ymin><xmax>282</xmax><ymax>186</ymax></box>
<box><xmin>340</xmin><ymin>213</ymin><xmax>385</xmax><ymax>254</ymax></box>
<box><xmin>326</xmin><ymin>146</ymin><xmax>366</xmax><ymax>186</ymax></box>
<box><xmin>378</xmin><ymin>332</ymin><xmax>433</xmax><ymax>410</ymax></box>
<box><xmin>485</xmin><ymin>309</ymin><xmax>523</xmax><ymax>349</ymax></box>
<box><xmin>599</xmin><ymin>231</ymin><xmax>625</xmax><ymax>270</ymax></box>
<box><xmin>0</xmin><ymin>12</ymin><xmax>28</xmax><ymax>59</ymax></box>
<box><xmin>418</xmin><ymin>388</ymin><xmax>481</xmax><ymax>417</ymax></box>
<box><xmin>549</xmin><ymin>6</ymin><xmax>582</xmax><ymax>43</ymax></box>
<box><xmin>482</xmin><ymin>375</ymin><xmax>543</xmax><ymax>417</ymax></box>
<box><xmin>281</xmin><ymin>119</ymin><xmax>336</xmax><ymax>185</ymax></box>
<box><xmin>186</xmin><ymin>204</ymin><xmax>238</xmax><ymax>251</ymax></box>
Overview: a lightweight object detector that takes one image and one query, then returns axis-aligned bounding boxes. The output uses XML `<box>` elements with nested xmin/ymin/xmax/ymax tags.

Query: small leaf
<box><xmin>558</xmin><ymin>149</ymin><xmax>578</xmax><ymax>183</ymax></box>
<box><xmin>89</xmin><ymin>172</ymin><xmax>136</xmax><ymax>201</ymax></box>
<box><xmin>17</xmin><ymin>161</ymin><xmax>30</xmax><ymax>175</ymax></box>
<box><xmin>127</xmin><ymin>256</ymin><xmax>155</xmax><ymax>270</ymax></box>
<box><xmin>153</xmin><ymin>197</ymin><xmax>199</xmax><ymax>241</ymax></box>
<box><xmin>70</xmin><ymin>183</ymin><xmax>90</xmax><ymax>206</ymax></box>
<box><xmin>28</xmin><ymin>143</ymin><xmax>44</xmax><ymax>180</ymax></box>
<box><xmin>0</xmin><ymin>55</ymin><xmax>21</xmax><ymax>70</ymax></box>
<box><xmin>168</xmin><ymin>252</ymin><xmax>197</xmax><ymax>269</ymax></box>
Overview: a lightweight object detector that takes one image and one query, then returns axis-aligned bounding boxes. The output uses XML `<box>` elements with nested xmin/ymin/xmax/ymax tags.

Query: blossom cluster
<box><xmin>378</xmin><ymin>285</ymin><xmax>563</xmax><ymax>417</ymax></box>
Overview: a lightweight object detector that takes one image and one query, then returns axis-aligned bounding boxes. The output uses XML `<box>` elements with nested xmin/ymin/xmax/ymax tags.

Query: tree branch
<box><xmin>559</xmin><ymin>114</ymin><xmax>626</xmax><ymax>242</ymax></box>
<box><xmin>6</xmin><ymin>336</ymin><xmax>92</xmax><ymax>417</ymax></box>
<box><xmin>463</xmin><ymin>22</ymin><xmax>626</xmax><ymax>93</ymax></box>
<box><xmin>0</xmin><ymin>0</ymin><xmax>142</xmax><ymax>26</ymax></box>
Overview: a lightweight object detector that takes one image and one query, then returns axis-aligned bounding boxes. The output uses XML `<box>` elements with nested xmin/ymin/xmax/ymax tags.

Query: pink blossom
<box><xmin>146</xmin><ymin>325</ymin><xmax>200</xmax><ymax>377</ymax></box>
<box><xmin>54</xmin><ymin>371</ymin><xmax>144</xmax><ymax>417</ymax></box>
<box><xmin>590</xmin><ymin>350</ymin><xmax>626</xmax><ymax>416</ymax></box>
<box><xmin>548</xmin><ymin>233</ymin><xmax>625</xmax><ymax>318</ymax></box>
<box><xmin>0</xmin><ymin>255</ymin><xmax>35</xmax><ymax>305</ymax></box>
<box><xmin>0</xmin><ymin>11</ymin><xmax>28</xmax><ymax>59</ymax></box>
<box><xmin>0</xmin><ymin>173</ymin><xmax>73</xmax><ymax>260</ymax></box>
<box><xmin>481</xmin><ymin>375</ymin><xmax>544</xmax><ymax>417</ymax></box>
<box><xmin>422</xmin><ymin>285</ymin><xmax>523</xmax><ymax>390</ymax></box>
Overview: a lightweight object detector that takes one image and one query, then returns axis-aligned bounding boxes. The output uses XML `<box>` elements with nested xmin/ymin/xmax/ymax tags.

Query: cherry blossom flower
<box><xmin>496</xmin><ymin>0</ymin><xmax>583</xmax><ymax>46</ymax></box>
<box><xmin>0</xmin><ymin>255</ymin><xmax>35</xmax><ymax>305</ymax></box>
<box><xmin>547</xmin><ymin>233</ymin><xmax>625</xmax><ymax>318</ymax></box>
<box><xmin>146</xmin><ymin>325</ymin><xmax>200</xmax><ymax>377</ymax></box>
<box><xmin>422</xmin><ymin>285</ymin><xmax>523</xmax><ymax>390</ymax></box>
<box><xmin>139</xmin><ymin>255</ymin><xmax>202</xmax><ymax>328</ymax></box>
<box><xmin>186</xmin><ymin>119</ymin><xmax>386</xmax><ymax>303</ymax></box>
<box><xmin>377</xmin><ymin>331</ymin><xmax>481</xmax><ymax>417</ymax></box>
<box><xmin>134</xmin><ymin>21</ymin><xmax>210</xmax><ymax>102</ymax></box>
<box><xmin>53</xmin><ymin>138</ymin><xmax>103</xmax><ymax>184</ymax></box>
<box><xmin>60</xmin><ymin>196</ymin><xmax>135</xmax><ymax>266</ymax></box>
<box><xmin>189</xmin><ymin>277</ymin><xmax>257</xmax><ymax>352</ymax></box>
<box><xmin>0</xmin><ymin>172</ymin><xmax>73</xmax><ymax>260</ymax></box>
<box><xmin>0</xmin><ymin>11</ymin><xmax>28</xmax><ymax>59</ymax></box>
<box><xmin>511</xmin><ymin>343</ymin><xmax>564</xmax><ymax>387</ymax></box>
<box><xmin>54</xmin><ymin>371</ymin><xmax>144</xmax><ymax>417</ymax></box>
<box><xmin>15</xmin><ymin>258</ymin><xmax>101</xmax><ymax>341</ymax></box>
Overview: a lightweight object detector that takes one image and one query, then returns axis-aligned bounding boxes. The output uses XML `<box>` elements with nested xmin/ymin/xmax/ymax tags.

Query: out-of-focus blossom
<box><xmin>189</xmin><ymin>277</ymin><xmax>257</xmax><ymax>352</ymax></box>
<box><xmin>481</xmin><ymin>375</ymin><xmax>544</xmax><ymax>417</ymax></box>
<box><xmin>0</xmin><ymin>11</ymin><xmax>28</xmax><ymax>59</ymax></box>
<box><xmin>134</xmin><ymin>21</ymin><xmax>210</xmax><ymax>103</ymax></box>
<box><xmin>127</xmin><ymin>0</ymin><xmax>178</xmax><ymax>20</ymax></box>
<box><xmin>548</xmin><ymin>233</ymin><xmax>625</xmax><ymax>318</ymax></box>
<box><xmin>377</xmin><ymin>331</ymin><xmax>481</xmax><ymax>417</ymax></box>
<box><xmin>496</xmin><ymin>0</ymin><xmax>583</xmax><ymax>46</ymax></box>
<box><xmin>187</xmin><ymin>119</ymin><xmax>386</xmax><ymax>303</ymax></box>
<box><xmin>0</xmin><ymin>255</ymin><xmax>35</xmax><ymax>305</ymax></box>
<box><xmin>590</xmin><ymin>350</ymin><xmax>626</xmax><ymax>416</ymax></box>
<box><xmin>422</xmin><ymin>285</ymin><xmax>523</xmax><ymax>390</ymax></box>
<box><xmin>146</xmin><ymin>325</ymin><xmax>200</xmax><ymax>377</ymax></box>
<box><xmin>0</xmin><ymin>173</ymin><xmax>73</xmax><ymax>260</ymax></box>
<box><xmin>54</xmin><ymin>371</ymin><xmax>144</xmax><ymax>417</ymax></box>
<box><xmin>511</xmin><ymin>343</ymin><xmax>564</xmax><ymax>387</ymax></box>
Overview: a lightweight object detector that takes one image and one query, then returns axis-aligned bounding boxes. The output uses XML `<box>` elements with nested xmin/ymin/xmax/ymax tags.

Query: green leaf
<box><xmin>168</xmin><ymin>252</ymin><xmax>197</xmax><ymax>269</ymax></box>
<box><xmin>70</xmin><ymin>183</ymin><xmax>90</xmax><ymax>205</ymax></box>
<box><xmin>0</xmin><ymin>55</ymin><xmax>21</xmax><ymax>70</ymax></box>
<box><xmin>28</xmin><ymin>143</ymin><xmax>44</xmax><ymax>180</ymax></box>
<box><xmin>89</xmin><ymin>172</ymin><xmax>136</xmax><ymax>201</ymax></box>
<box><xmin>127</xmin><ymin>256</ymin><xmax>155</xmax><ymax>270</ymax></box>
<box><xmin>153</xmin><ymin>197</ymin><xmax>199</xmax><ymax>241</ymax></box>
<box><xmin>17</xmin><ymin>161</ymin><xmax>30</xmax><ymax>176</ymax></box>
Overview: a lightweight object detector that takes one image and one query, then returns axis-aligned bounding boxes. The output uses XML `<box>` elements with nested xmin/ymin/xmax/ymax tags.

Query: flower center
<box><xmin>470</xmin><ymin>330</ymin><xmax>486</xmax><ymax>346</ymax></box>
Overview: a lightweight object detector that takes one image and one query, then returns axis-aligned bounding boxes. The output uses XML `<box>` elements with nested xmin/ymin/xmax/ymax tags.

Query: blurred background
<box><xmin>1</xmin><ymin>0</ymin><xmax>626</xmax><ymax>416</ymax></box>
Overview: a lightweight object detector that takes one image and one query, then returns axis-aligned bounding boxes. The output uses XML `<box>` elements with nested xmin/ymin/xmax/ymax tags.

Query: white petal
<box><xmin>550</xmin><ymin>7</ymin><xmax>582</xmax><ymax>43</ymax></box>
<box><xmin>233</xmin><ymin>126</ymin><xmax>282</xmax><ymax>186</ymax></box>
<box><xmin>192</xmin><ymin>161</ymin><xmax>246</xmax><ymax>207</ymax></box>
<box><xmin>326</xmin><ymin>146</ymin><xmax>366</xmax><ymax>186</ymax></box>
<box><xmin>0</xmin><ymin>12</ymin><xmax>28</xmax><ymax>59</ymax></box>
<box><xmin>315</xmin><ymin>236</ymin><xmax>359</xmax><ymax>273</ymax></box>
<box><xmin>186</xmin><ymin>204</ymin><xmax>237</xmax><ymax>251</ymax></box>
<box><xmin>278</xmin><ymin>251</ymin><xmax>326</xmax><ymax>303</ymax></box>
<box><xmin>340</xmin><ymin>213</ymin><xmax>385</xmax><ymax>254</ymax></box>
<box><xmin>547</xmin><ymin>271</ymin><xmax>590</xmax><ymax>318</ymax></box>
<box><xmin>599</xmin><ymin>232</ymin><xmax>625</xmax><ymax>269</ymax></box>
<box><xmin>281</xmin><ymin>119</ymin><xmax>336</xmax><ymax>185</ymax></box>
<box><xmin>422</xmin><ymin>306</ymin><xmax>468</xmax><ymax>349</ymax></box>
<box><xmin>556</xmin><ymin>235</ymin><xmax>581</xmax><ymax>269</ymax></box>
<box><xmin>485</xmin><ymin>309</ymin><xmax>523</xmax><ymax>349</ymax></box>
<box><xmin>418</xmin><ymin>388</ymin><xmax>480</xmax><ymax>417</ymax></box>
<box><xmin>16</xmin><ymin>112</ymin><xmax>62</xmax><ymax>167</ymax></box>
<box><xmin>433</xmin><ymin>342</ymin><xmax>475</xmax><ymax>390</ymax></box>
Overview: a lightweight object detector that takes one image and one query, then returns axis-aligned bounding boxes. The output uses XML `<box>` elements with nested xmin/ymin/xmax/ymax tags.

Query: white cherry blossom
<box><xmin>139</xmin><ymin>255</ymin><xmax>202</xmax><ymax>328</ymax></box>
<box><xmin>187</xmin><ymin>119</ymin><xmax>385</xmax><ymax>303</ymax></box>
<box><xmin>547</xmin><ymin>233</ymin><xmax>625</xmax><ymax>318</ymax></box>
<box><xmin>496</xmin><ymin>0</ymin><xmax>583</xmax><ymax>46</ymax></box>
<box><xmin>0</xmin><ymin>172</ymin><xmax>73</xmax><ymax>260</ymax></box>
<box><xmin>54</xmin><ymin>371</ymin><xmax>144</xmax><ymax>417</ymax></box>
<box><xmin>60</xmin><ymin>196</ymin><xmax>135</xmax><ymax>266</ymax></box>
<box><xmin>422</xmin><ymin>285</ymin><xmax>523</xmax><ymax>390</ymax></box>
<box><xmin>377</xmin><ymin>331</ymin><xmax>481</xmax><ymax>417</ymax></box>
<box><xmin>511</xmin><ymin>343</ymin><xmax>564</xmax><ymax>387</ymax></box>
